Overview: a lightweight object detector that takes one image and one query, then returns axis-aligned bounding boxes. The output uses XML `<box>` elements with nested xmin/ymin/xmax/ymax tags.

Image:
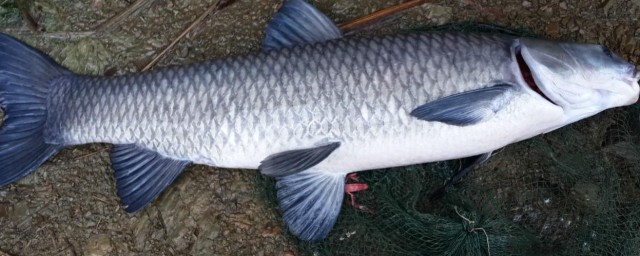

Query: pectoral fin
<box><xmin>410</xmin><ymin>84</ymin><xmax>515</xmax><ymax>126</ymax></box>
<box><xmin>110</xmin><ymin>144</ymin><xmax>191</xmax><ymax>212</ymax></box>
<box><xmin>276</xmin><ymin>170</ymin><xmax>346</xmax><ymax>241</ymax></box>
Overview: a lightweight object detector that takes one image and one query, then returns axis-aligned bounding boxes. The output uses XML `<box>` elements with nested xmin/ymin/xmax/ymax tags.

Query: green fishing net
<box><xmin>259</xmin><ymin>24</ymin><xmax>640</xmax><ymax>256</ymax></box>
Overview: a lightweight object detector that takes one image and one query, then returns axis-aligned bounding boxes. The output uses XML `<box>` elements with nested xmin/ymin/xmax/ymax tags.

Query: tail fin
<box><xmin>0</xmin><ymin>33</ymin><xmax>69</xmax><ymax>186</ymax></box>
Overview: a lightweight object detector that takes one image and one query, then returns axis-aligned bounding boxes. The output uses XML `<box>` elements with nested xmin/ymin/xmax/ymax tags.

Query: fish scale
<box><xmin>44</xmin><ymin>32</ymin><xmax>514</xmax><ymax>169</ymax></box>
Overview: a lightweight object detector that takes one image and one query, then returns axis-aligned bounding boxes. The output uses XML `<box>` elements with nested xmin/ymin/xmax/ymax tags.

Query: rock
<box><xmin>522</xmin><ymin>1</ymin><xmax>532</xmax><ymax>8</ymax></box>
<box><xmin>83</xmin><ymin>234</ymin><xmax>114</xmax><ymax>256</ymax></box>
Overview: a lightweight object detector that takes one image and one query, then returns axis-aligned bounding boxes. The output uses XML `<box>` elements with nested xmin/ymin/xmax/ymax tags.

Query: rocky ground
<box><xmin>0</xmin><ymin>0</ymin><xmax>638</xmax><ymax>255</ymax></box>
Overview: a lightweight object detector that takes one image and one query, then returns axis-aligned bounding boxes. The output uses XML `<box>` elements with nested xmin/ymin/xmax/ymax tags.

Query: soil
<box><xmin>0</xmin><ymin>0</ymin><xmax>638</xmax><ymax>255</ymax></box>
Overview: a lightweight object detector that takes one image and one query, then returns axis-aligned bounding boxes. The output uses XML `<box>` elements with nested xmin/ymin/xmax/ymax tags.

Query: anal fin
<box><xmin>276</xmin><ymin>170</ymin><xmax>346</xmax><ymax>241</ymax></box>
<box><xmin>110</xmin><ymin>144</ymin><xmax>191</xmax><ymax>212</ymax></box>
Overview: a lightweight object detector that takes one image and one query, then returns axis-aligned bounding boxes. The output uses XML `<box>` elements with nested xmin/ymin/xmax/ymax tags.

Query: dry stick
<box><xmin>94</xmin><ymin>0</ymin><xmax>157</xmax><ymax>32</ymax></box>
<box><xmin>18</xmin><ymin>0</ymin><xmax>39</xmax><ymax>32</ymax></box>
<box><xmin>141</xmin><ymin>0</ymin><xmax>236</xmax><ymax>72</ymax></box>
<box><xmin>71</xmin><ymin>151</ymin><xmax>100</xmax><ymax>161</ymax></box>
<box><xmin>143</xmin><ymin>0</ymin><xmax>424</xmax><ymax>71</ymax></box>
<box><xmin>338</xmin><ymin>0</ymin><xmax>428</xmax><ymax>32</ymax></box>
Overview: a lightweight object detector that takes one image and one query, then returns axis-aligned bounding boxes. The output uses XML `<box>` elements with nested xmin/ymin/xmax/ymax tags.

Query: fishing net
<box><xmin>257</xmin><ymin>23</ymin><xmax>640</xmax><ymax>256</ymax></box>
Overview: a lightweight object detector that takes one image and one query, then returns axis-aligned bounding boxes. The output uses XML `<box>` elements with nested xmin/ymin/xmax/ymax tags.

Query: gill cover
<box><xmin>515</xmin><ymin>38</ymin><xmax>639</xmax><ymax>123</ymax></box>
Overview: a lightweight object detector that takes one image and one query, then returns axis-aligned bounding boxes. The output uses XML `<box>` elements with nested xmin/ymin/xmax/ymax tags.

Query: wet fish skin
<box><xmin>46</xmin><ymin>32</ymin><xmax>516</xmax><ymax>172</ymax></box>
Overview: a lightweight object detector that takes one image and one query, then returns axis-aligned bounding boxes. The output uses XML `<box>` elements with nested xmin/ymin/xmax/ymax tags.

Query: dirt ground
<box><xmin>0</xmin><ymin>0</ymin><xmax>638</xmax><ymax>255</ymax></box>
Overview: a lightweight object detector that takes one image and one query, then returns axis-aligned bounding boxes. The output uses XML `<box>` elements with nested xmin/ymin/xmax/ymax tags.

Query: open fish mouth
<box><xmin>515</xmin><ymin>46</ymin><xmax>557</xmax><ymax>105</ymax></box>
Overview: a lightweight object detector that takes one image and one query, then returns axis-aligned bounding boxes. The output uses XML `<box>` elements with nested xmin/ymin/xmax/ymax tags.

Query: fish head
<box><xmin>513</xmin><ymin>38</ymin><xmax>639</xmax><ymax>123</ymax></box>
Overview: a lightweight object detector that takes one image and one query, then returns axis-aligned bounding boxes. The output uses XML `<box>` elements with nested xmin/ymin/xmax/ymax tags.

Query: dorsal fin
<box><xmin>110</xmin><ymin>144</ymin><xmax>190</xmax><ymax>212</ymax></box>
<box><xmin>263</xmin><ymin>0</ymin><xmax>342</xmax><ymax>51</ymax></box>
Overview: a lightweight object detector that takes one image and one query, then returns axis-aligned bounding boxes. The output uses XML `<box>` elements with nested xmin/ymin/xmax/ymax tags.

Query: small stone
<box><xmin>559</xmin><ymin>2</ymin><xmax>567</xmax><ymax>9</ymax></box>
<box><xmin>92</xmin><ymin>0</ymin><xmax>104</xmax><ymax>9</ymax></box>
<box><xmin>234</xmin><ymin>221</ymin><xmax>250</xmax><ymax>230</ymax></box>
<box><xmin>522</xmin><ymin>1</ymin><xmax>532</xmax><ymax>7</ymax></box>
<box><xmin>539</xmin><ymin>5</ymin><xmax>553</xmax><ymax>16</ymax></box>
<box><xmin>207</xmin><ymin>229</ymin><xmax>220</xmax><ymax>240</ymax></box>
<box><xmin>283</xmin><ymin>251</ymin><xmax>295</xmax><ymax>256</ymax></box>
<box><xmin>546</xmin><ymin>23</ymin><xmax>561</xmax><ymax>37</ymax></box>
<box><xmin>261</xmin><ymin>226</ymin><xmax>281</xmax><ymax>238</ymax></box>
<box><xmin>423</xmin><ymin>4</ymin><xmax>453</xmax><ymax>25</ymax></box>
<box><xmin>83</xmin><ymin>234</ymin><xmax>114</xmax><ymax>256</ymax></box>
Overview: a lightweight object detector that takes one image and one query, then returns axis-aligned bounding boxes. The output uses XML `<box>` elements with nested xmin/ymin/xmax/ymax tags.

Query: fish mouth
<box><xmin>515</xmin><ymin>47</ymin><xmax>557</xmax><ymax>105</ymax></box>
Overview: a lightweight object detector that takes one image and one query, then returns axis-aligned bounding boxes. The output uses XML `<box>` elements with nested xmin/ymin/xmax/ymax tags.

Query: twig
<box><xmin>94</xmin><ymin>0</ymin><xmax>157</xmax><ymax>32</ymax></box>
<box><xmin>17</xmin><ymin>0</ymin><xmax>39</xmax><ymax>32</ymax></box>
<box><xmin>454</xmin><ymin>206</ymin><xmax>491</xmax><ymax>256</ymax></box>
<box><xmin>71</xmin><ymin>151</ymin><xmax>100</xmax><ymax>161</ymax></box>
<box><xmin>141</xmin><ymin>0</ymin><xmax>237</xmax><ymax>71</ymax></box>
<box><xmin>338</xmin><ymin>0</ymin><xmax>428</xmax><ymax>32</ymax></box>
<box><xmin>95</xmin><ymin>217</ymin><xmax>103</xmax><ymax>230</ymax></box>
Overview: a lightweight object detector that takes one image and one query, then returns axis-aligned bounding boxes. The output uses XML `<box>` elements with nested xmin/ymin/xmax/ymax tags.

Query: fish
<box><xmin>0</xmin><ymin>0</ymin><xmax>638</xmax><ymax>242</ymax></box>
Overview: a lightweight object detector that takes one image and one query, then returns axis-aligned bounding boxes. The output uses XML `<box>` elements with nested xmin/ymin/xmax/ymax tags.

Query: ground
<box><xmin>0</xmin><ymin>0</ymin><xmax>638</xmax><ymax>255</ymax></box>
